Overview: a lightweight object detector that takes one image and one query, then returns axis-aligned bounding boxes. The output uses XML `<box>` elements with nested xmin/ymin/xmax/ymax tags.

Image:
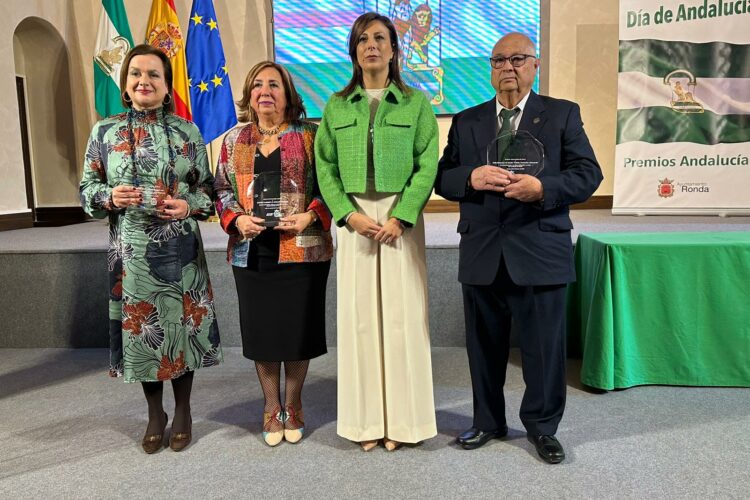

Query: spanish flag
<box><xmin>145</xmin><ymin>0</ymin><xmax>192</xmax><ymax>120</ymax></box>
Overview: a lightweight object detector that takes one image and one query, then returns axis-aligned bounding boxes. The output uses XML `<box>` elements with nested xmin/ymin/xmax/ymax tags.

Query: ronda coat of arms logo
<box><xmin>147</xmin><ymin>23</ymin><xmax>183</xmax><ymax>58</ymax></box>
<box><xmin>658</xmin><ymin>178</ymin><xmax>675</xmax><ymax>198</ymax></box>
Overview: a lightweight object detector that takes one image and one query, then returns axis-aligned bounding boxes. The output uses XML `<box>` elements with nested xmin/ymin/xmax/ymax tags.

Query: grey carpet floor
<box><xmin>1</xmin><ymin>348</ymin><xmax>747</xmax><ymax>499</ymax></box>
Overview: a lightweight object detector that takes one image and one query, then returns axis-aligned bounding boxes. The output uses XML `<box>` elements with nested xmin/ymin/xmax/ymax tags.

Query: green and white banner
<box><xmin>614</xmin><ymin>0</ymin><xmax>750</xmax><ymax>214</ymax></box>
<box><xmin>94</xmin><ymin>0</ymin><xmax>133</xmax><ymax>118</ymax></box>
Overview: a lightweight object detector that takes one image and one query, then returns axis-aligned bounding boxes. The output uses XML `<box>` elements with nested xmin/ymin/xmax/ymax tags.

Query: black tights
<box><xmin>141</xmin><ymin>371</ymin><xmax>194</xmax><ymax>435</ymax></box>
<box><xmin>255</xmin><ymin>360</ymin><xmax>310</xmax><ymax>431</ymax></box>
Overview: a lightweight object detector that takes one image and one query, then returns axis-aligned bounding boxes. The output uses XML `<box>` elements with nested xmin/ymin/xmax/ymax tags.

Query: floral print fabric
<box><xmin>80</xmin><ymin>108</ymin><xmax>222</xmax><ymax>382</ymax></box>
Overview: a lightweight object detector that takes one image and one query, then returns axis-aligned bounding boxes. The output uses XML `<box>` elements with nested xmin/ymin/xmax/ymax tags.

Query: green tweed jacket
<box><xmin>315</xmin><ymin>83</ymin><xmax>438</xmax><ymax>226</ymax></box>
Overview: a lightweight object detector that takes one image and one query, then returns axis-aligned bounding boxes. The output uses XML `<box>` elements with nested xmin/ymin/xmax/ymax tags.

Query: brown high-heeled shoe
<box><xmin>141</xmin><ymin>412</ymin><xmax>168</xmax><ymax>454</ymax></box>
<box><xmin>169</xmin><ymin>416</ymin><xmax>192</xmax><ymax>452</ymax></box>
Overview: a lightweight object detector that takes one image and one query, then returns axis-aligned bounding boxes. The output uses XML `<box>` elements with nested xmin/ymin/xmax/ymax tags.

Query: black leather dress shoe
<box><xmin>456</xmin><ymin>425</ymin><xmax>508</xmax><ymax>450</ymax></box>
<box><xmin>527</xmin><ymin>434</ymin><xmax>565</xmax><ymax>464</ymax></box>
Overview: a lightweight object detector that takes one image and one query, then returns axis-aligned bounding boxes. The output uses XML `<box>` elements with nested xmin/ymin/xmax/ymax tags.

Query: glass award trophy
<box><xmin>247</xmin><ymin>172</ymin><xmax>300</xmax><ymax>227</ymax></box>
<box><xmin>486</xmin><ymin>130</ymin><xmax>545</xmax><ymax>176</ymax></box>
<box><xmin>136</xmin><ymin>184</ymin><xmax>167</xmax><ymax>214</ymax></box>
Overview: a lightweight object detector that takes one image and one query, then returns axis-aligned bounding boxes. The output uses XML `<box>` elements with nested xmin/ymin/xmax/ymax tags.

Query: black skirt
<box><xmin>232</xmin><ymin>261</ymin><xmax>330</xmax><ymax>361</ymax></box>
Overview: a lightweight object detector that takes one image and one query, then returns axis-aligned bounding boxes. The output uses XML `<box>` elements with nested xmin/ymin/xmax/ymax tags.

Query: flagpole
<box><xmin>207</xmin><ymin>141</ymin><xmax>215</xmax><ymax>174</ymax></box>
<box><xmin>206</xmin><ymin>140</ymin><xmax>219</xmax><ymax>223</ymax></box>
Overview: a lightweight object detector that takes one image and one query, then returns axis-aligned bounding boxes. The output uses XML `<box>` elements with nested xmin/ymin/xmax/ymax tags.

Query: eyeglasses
<box><xmin>489</xmin><ymin>54</ymin><xmax>537</xmax><ymax>68</ymax></box>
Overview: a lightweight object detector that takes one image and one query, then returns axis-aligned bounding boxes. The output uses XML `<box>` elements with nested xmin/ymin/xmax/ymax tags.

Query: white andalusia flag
<box><xmin>94</xmin><ymin>0</ymin><xmax>134</xmax><ymax>117</ymax></box>
<box><xmin>617</xmin><ymin>39</ymin><xmax>750</xmax><ymax>146</ymax></box>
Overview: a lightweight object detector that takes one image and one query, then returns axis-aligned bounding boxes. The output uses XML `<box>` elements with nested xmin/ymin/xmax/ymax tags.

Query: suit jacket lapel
<box><xmin>518</xmin><ymin>91</ymin><xmax>546</xmax><ymax>138</ymax></box>
<box><xmin>471</xmin><ymin>99</ymin><xmax>498</xmax><ymax>163</ymax></box>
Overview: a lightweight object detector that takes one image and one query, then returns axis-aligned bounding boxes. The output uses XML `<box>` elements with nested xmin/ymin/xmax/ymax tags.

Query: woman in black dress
<box><xmin>214</xmin><ymin>61</ymin><xmax>333</xmax><ymax>446</ymax></box>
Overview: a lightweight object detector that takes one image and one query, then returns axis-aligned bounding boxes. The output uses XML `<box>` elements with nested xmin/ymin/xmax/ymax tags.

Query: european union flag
<box><xmin>186</xmin><ymin>0</ymin><xmax>237</xmax><ymax>143</ymax></box>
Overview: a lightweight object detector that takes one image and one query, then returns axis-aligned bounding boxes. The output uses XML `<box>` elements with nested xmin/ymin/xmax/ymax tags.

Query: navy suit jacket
<box><xmin>435</xmin><ymin>91</ymin><xmax>603</xmax><ymax>286</ymax></box>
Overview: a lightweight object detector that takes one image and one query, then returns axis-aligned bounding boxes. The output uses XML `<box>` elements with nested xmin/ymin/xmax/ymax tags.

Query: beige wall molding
<box><xmin>424</xmin><ymin>199</ymin><xmax>459</xmax><ymax>213</ymax></box>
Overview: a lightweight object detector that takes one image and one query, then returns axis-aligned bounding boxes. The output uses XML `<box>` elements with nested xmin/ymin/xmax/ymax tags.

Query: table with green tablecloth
<box><xmin>567</xmin><ymin>232</ymin><xmax>750</xmax><ymax>390</ymax></box>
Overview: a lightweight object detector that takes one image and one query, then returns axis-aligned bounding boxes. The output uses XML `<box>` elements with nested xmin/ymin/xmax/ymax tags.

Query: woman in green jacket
<box><xmin>315</xmin><ymin>11</ymin><xmax>438</xmax><ymax>452</ymax></box>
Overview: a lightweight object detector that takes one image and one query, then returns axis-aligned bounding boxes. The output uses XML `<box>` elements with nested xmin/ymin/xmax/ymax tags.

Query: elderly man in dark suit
<box><xmin>435</xmin><ymin>32</ymin><xmax>602</xmax><ymax>464</ymax></box>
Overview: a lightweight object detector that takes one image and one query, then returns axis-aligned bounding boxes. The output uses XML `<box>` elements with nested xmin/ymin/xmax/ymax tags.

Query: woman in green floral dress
<box><xmin>80</xmin><ymin>45</ymin><xmax>222</xmax><ymax>453</ymax></box>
